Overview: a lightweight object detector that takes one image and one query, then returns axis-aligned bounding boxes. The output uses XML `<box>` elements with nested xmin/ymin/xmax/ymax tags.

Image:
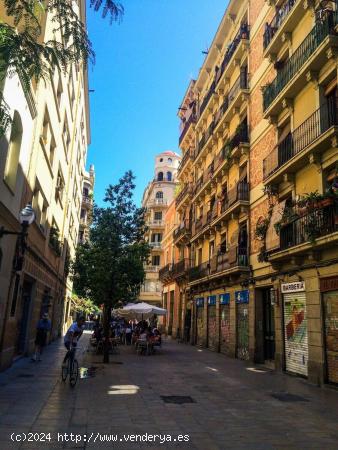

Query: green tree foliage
<box><xmin>72</xmin><ymin>171</ymin><xmax>150</xmax><ymax>361</ymax></box>
<box><xmin>71</xmin><ymin>294</ymin><xmax>100</xmax><ymax>316</ymax></box>
<box><xmin>0</xmin><ymin>0</ymin><xmax>124</xmax><ymax>134</ymax></box>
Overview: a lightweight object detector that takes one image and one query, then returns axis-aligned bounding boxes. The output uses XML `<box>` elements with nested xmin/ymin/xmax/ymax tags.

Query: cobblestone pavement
<box><xmin>0</xmin><ymin>335</ymin><xmax>337</xmax><ymax>450</ymax></box>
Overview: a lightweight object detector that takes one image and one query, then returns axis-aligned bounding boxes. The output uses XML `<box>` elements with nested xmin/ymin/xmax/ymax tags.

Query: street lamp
<box><xmin>0</xmin><ymin>203</ymin><xmax>35</xmax><ymax>271</ymax></box>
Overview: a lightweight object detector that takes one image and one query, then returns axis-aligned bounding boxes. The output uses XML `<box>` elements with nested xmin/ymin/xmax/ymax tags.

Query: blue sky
<box><xmin>87</xmin><ymin>0</ymin><xmax>227</xmax><ymax>206</ymax></box>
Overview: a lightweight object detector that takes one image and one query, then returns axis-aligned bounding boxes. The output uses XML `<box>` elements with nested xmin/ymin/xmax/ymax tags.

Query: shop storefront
<box><xmin>321</xmin><ymin>277</ymin><xmax>338</xmax><ymax>385</ymax></box>
<box><xmin>282</xmin><ymin>282</ymin><xmax>308</xmax><ymax>377</ymax></box>
<box><xmin>207</xmin><ymin>295</ymin><xmax>217</xmax><ymax>351</ymax></box>
<box><xmin>235</xmin><ymin>290</ymin><xmax>249</xmax><ymax>360</ymax></box>
<box><xmin>220</xmin><ymin>293</ymin><xmax>231</xmax><ymax>355</ymax></box>
<box><xmin>195</xmin><ymin>297</ymin><xmax>205</xmax><ymax>347</ymax></box>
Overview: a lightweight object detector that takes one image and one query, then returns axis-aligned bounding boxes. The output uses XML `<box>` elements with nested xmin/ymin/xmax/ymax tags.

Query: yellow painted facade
<box><xmin>171</xmin><ymin>0</ymin><xmax>338</xmax><ymax>385</ymax></box>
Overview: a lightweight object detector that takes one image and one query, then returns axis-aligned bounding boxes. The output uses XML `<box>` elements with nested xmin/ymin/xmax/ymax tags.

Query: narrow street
<box><xmin>0</xmin><ymin>336</ymin><xmax>337</xmax><ymax>450</ymax></box>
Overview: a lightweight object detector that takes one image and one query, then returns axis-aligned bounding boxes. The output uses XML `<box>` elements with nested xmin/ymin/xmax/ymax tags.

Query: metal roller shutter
<box><xmin>283</xmin><ymin>292</ymin><xmax>308</xmax><ymax>376</ymax></box>
<box><xmin>196</xmin><ymin>298</ymin><xmax>204</xmax><ymax>347</ymax></box>
<box><xmin>207</xmin><ymin>296</ymin><xmax>217</xmax><ymax>351</ymax></box>
<box><xmin>323</xmin><ymin>290</ymin><xmax>338</xmax><ymax>384</ymax></box>
<box><xmin>220</xmin><ymin>304</ymin><xmax>231</xmax><ymax>355</ymax></box>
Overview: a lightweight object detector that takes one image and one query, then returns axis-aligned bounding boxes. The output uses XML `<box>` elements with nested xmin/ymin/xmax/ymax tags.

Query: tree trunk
<box><xmin>103</xmin><ymin>304</ymin><xmax>111</xmax><ymax>363</ymax></box>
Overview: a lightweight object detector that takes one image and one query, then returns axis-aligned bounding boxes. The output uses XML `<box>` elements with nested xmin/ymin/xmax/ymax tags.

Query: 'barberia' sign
<box><xmin>320</xmin><ymin>276</ymin><xmax>338</xmax><ymax>292</ymax></box>
<box><xmin>281</xmin><ymin>282</ymin><xmax>305</xmax><ymax>293</ymax></box>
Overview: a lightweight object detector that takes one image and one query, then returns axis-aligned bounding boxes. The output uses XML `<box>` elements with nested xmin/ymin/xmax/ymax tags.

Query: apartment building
<box><xmin>0</xmin><ymin>0</ymin><xmax>90</xmax><ymax>369</ymax></box>
<box><xmin>139</xmin><ymin>151</ymin><xmax>180</xmax><ymax>306</ymax></box>
<box><xmin>175</xmin><ymin>0</ymin><xmax>338</xmax><ymax>385</ymax></box>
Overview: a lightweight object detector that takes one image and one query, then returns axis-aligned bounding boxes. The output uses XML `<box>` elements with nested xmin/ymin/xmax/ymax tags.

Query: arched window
<box><xmin>168</xmin><ymin>157</ymin><xmax>172</xmax><ymax>163</ymax></box>
<box><xmin>159</xmin><ymin>158</ymin><xmax>163</xmax><ymax>162</ymax></box>
<box><xmin>157</xmin><ymin>172</ymin><xmax>163</xmax><ymax>181</ymax></box>
<box><xmin>156</xmin><ymin>191</ymin><xmax>163</xmax><ymax>199</ymax></box>
<box><xmin>4</xmin><ymin>111</ymin><xmax>23</xmax><ymax>192</ymax></box>
<box><xmin>167</xmin><ymin>171</ymin><xmax>172</xmax><ymax>181</ymax></box>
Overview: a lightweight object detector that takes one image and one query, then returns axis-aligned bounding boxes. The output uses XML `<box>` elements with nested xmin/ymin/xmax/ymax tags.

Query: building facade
<box><xmin>139</xmin><ymin>151</ymin><xmax>180</xmax><ymax>306</ymax></box>
<box><xmin>79</xmin><ymin>164</ymin><xmax>95</xmax><ymax>244</ymax></box>
<box><xmin>174</xmin><ymin>0</ymin><xmax>338</xmax><ymax>386</ymax></box>
<box><xmin>0</xmin><ymin>0</ymin><xmax>90</xmax><ymax>369</ymax></box>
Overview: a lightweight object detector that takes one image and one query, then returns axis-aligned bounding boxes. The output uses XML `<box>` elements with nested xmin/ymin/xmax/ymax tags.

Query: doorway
<box><xmin>262</xmin><ymin>289</ymin><xmax>275</xmax><ymax>361</ymax></box>
<box><xmin>16</xmin><ymin>279</ymin><xmax>34</xmax><ymax>355</ymax></box>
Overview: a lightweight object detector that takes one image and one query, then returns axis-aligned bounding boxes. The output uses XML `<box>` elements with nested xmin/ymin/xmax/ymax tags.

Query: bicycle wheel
<box><xmin>61</xmin><ymin>361</ymin><xmax>68</xmax><ymax>382</ymax></box>
<box><xmin>69</xmin><ymin>359</ymin><xmax>79</xmax><ymax>387</ymax></box>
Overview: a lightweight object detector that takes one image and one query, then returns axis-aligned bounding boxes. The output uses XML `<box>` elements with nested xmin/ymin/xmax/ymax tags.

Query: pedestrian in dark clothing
<box><xmin>31</xmin><ymin>313</ymin><xmax>51</xmax><ymax>362</ymax></box>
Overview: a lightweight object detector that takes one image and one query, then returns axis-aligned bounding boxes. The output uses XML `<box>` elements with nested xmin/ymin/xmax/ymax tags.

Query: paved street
<box><xmin>0</xmin><ymin>335</ymin><xmax>337</xmax><ymax>450</ymax></box>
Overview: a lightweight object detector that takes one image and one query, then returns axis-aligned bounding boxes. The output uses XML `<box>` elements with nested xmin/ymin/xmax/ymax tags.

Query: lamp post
<box><xmin>0</xmin><ymin>203</ymin><xmax>35</xmax><ymax>271</ymax></box>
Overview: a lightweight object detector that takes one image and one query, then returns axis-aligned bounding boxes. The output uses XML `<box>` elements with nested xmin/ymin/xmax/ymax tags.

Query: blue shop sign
<box><xmin>219</xmin><ymin>293</ymin><xmax>230</xmax><ymax>305</ymax></box>
<box><xmin>235</xmin><ymin>290</ymin><xmax>249</xmax><ymax>304</ymax></box>
<box><xmin>207</xmin><ymin>295</ymin><xmax>216</xmax><ymax>306</ymax></box>
<box><xmin>195</xmin><ymin>297</ymin><xmax>204</xmax><ymax>307</ymax></box>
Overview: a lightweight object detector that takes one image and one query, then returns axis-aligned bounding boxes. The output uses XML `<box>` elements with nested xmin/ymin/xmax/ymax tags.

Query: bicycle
<box><xmin>61</xmin><ymin>346</ymin><xmax>79</xmax><ymax>387</ymax></box>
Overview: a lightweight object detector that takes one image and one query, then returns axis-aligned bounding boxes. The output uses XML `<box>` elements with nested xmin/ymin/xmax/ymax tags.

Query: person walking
<box><xmin>125</xmin><ymin>324</ymin><xmax>132</xmax><ymax>345</ymax></box>
<box><xmin>31</xmin><ymin>313</ymin><xmax>51</xmax><ymax>362</ymax></box>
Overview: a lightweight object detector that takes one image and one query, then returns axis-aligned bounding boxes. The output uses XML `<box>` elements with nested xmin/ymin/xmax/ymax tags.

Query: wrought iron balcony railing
<box><xmin>263</xmin><ymin>0</ymin><xmax>296</xmax><ymax>49</ymax></box>
<box><xmin>263</xmin><ymin>12</ymin><xmax>338</xmax><ymax>111</ymax></box>
<box><xmin>175</xmin><ymin>184</ymin><xmax>192</xmax><ymax>206</ymax></box>
<box><xmin>179</xmin><ymin>112</ymin><xmax>197</xmax><ymax>145</ymax></box>
<box><xmin>220</xmin><ymin>181</ymin><xmax>249</xmax><ymax>213</ymax></box>
<box><xmin>279</xmin><ymin>203</ymin><xmax>338</xmax><ymax>250</ymax></box>
<box><xmin>173</xmin><ymin>220</ymin><xmax>191</xmax><ymax>240</ymax></box>
<box><xmin>263</xmin><ymin>99</ymin><xmax>338</xmax><ymax>179</ymax></box>
<box><xmin>159</xmin><ymin>263</ymin><xmax>173</xmax><ymax>282</ymax></box>
<box><xmin>215</xmin><ymin>23</ymin><xmax>249</xmax><ymax>87</ymax></box>
<box><xmin>172</xmin><ymin>259</ymin><xmax>190</xmax><ymax>278</ymax></box>
<box><xmin>188</xmin><ymin>246</ymin><xmax>249</xmax><ymax>282</ymax></box>
<box><xmin>178</xmin><ymin>149</ymin><xmax>192</xmax><ymax>173</ymax></box>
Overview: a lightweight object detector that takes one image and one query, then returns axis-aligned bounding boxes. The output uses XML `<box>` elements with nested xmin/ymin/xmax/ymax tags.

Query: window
<box><xmin>220</xmin><ymin>233</ymin><xmax>227</xmax><ymax>254</ymax></box>
<box><xmin>41</xmin><ymin>109</ymin><xmax>55</xmax><ymax>166</ymax></box>
<box><xmin>168</xmin><ymin>157</ymin><xmax>172</xmax><ymax>163</ymax></box>
<box><xmin>197</xmin><ymin>248</ymin><xmax>202</xmax><ymax>265</ymax></box>
<box><xmin>152</xmin><ymin>255</ymin><xmax>160</xmax><ymax>266</ymax></box>
<box><xmin>151</xmin><ymin>233</ymin><xmax>162</xmax><ymax>242</ymax></box>
<box><xmin>154</xmin><ymin>211</ymin><xmax>162</xmax><ymax>220</ymax></box>
<box><xmin>157</xmin><ymin>172</ymin><xmax>163</xmax><ymax>181</ymax></box>
<box><xmin>167</xmin><ymin>171</ymin><xmax>172</xmax><ymax>181</ymax></box>
<box><xmin>159</xmin><ymin>158</ymin><xmax>163</xmax><ymax>162</ymax></box>
<box><xmin>156</xmin><ymin>191</ymin><xmax>163</xmax><ymax>199</ymax></box>
<box><xmin>62</xmin><ymin>117</ymin><xmax>70</xmax><ymax>147</ymax></box>
<box><xmin>209</xmin><ymin>241</ymin><xmax>215</xmax><ymax>259</ymax></box>
<box><xmin>4</xmin><ymin>111</ymin><xmax>23</xmax><ymax>192</ymax></box>
<box><xmin>55</xmin><ymin>169</ymin><xmax>65</xmax><ymax>202</ymax></box>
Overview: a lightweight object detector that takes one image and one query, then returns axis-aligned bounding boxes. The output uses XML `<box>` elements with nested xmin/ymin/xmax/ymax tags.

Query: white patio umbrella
<box><xmin>115</xmin><ymin>302</ymin><xmax>167</xmax><ymax>320</ymax></box>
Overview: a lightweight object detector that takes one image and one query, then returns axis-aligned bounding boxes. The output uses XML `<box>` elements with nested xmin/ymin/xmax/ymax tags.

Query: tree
<box><xmin>72</xmin><ymin>171</ymin><xmax>150</xmax><ymax>362</ymax></box>
<box><xmin>71</xmin><ymin>294</ymin><xmax>100</xmax><ymax>317</ymax></box>
<box><xmin>0</xmin><ymin>0</ymin><xmax>124</xmax><ymax>135</ymax></box>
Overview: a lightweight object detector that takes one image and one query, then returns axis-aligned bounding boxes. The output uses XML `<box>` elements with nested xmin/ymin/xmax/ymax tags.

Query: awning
<box><xmin>114</xmin><ymin>302</ymin><xmax>167</xmax><ymax>320</ymax></box>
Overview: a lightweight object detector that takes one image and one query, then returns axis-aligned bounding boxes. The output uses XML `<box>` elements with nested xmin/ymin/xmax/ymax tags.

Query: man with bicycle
<box><xmin>63</xmin><ymin>316</ymin><xmax>85</xmax><ymax>364</ymax></box>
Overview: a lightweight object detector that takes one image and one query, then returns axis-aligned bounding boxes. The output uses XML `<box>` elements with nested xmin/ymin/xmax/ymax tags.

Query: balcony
<box><xmin>82</xmin><ymin>195</ymin><xmax>92</xmax><ymax>207</ymax></box>
<box><xmin>173</xmin><ymin>220</ymin><xmax>191</xmax><ymax>243</ymax></box>
<box><xmin>263</xmin><ymin>0</ymin><xmax>301</xmax><ymax>56</ymax></box>
<box><xmin>213</xmin><ymin>181</ymin><xmax>249</xmax><ymax>225</ymax></box>
<box><xmin>144</xmin><ymin>265</ymin><xmax>160</xmax><ymax>273</ymax></box>
<box><xmin>263</xmin><ymin>12</ymin><xmax>338</xmax><ymax>117</ymax></box>
<box><xmin>172</xmin><ymin>259</ymin><xmax>190</xmax><ymax>280</ymax></box>
<box><xmin>179</xmin><ymin>111</ymin><xmax>197</xmax><ymax>146</ymax></box>
<box><xmin>263</xmin><ymin>100</ymin><xmax>338</xmax><ymax>183</ymax></box>
<box><xmin>177</xmin><ymin>149</ymin><xmax>193</xmax><ymax>176</ymax></box>
<box><xmin>213</xmin><ymin>71</ymin><xmax>249</xmax><ymax>139</ymax></box>
<box><xmin>199</xmin><ymin>80</ymin><xmax>216</xmax><ymax>119</ymax></box>
<box><xmin>149</xmin><ymin>242</ymin><xmax>162</xmax><ymax>249</ymax></box>
<box><xmin>147</xmin><ymin>199</ymin><xmax>168</xmax><ymax>208</ymax></box>
<box><xmin>188</xmin><ymin>247</ymin><xmax>249</xmax><ymax>284</ymax></box>
<box><xmin>159</xmin><ymin>263</ymin><xmax>173</xmax><ymax>283</ymax></box>
<box><xmin>269</xmin><ymin>203</ymin><xmax>338</xmax><ymax>262</ymax></box>
<box><xmin>175</xmin><ymin>184</ymin><xmax>193</xmax><ymax>208</ymax></box>
<box><xmin>147</xmin><ymin>220</ymin><xmax>165</xmax><ymax>228</ymax></box>
<box><xmin>195</xmin><ymin>120</ymin><xmax>215</xmax><ymax>160</ymax></box>
<box><xmin>215</xmin><ymin>23</ymin><xmax>250</xmax><ymax>89</ymax></box>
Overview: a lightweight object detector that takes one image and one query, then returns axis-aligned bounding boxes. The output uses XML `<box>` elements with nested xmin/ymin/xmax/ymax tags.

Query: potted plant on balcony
<box><xmin>255</xmin><ymin>217</ymin><xmax>270</xmax><ymax>241</ymax></box>
<box><xmin>274</xmin><ymin>206</ymin><xmax>299</xmax><ymax>235</ymax></box>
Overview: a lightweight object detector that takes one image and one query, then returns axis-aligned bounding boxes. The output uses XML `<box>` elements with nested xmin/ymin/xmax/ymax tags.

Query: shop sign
<box><xmin>195</xmin><ymin>297</ymin><xmax>204</xmax><ymax>307</ymax></box>
<box><xmin>219</xmin><ymin>293</ymin><xmax>230</xmax><ymax>305</ymax></box>
<box><xmin>320</xmin><ymin>277</ymin><xmax>338</xmax><ymax>292</ymax></box>
<box><xmin>281</xmin><ymin>282</ymin><xmax>305</xmax><ymax>294</ymax></box>
<box><xmin>207</xmin><ymin>295</ymin><xmax>216</xmax><ymax>306</ymax></box>
<box><xmin>235</xmin><ymin>290</ymin><xmax>249</xmax><ymax>304</ymax></box>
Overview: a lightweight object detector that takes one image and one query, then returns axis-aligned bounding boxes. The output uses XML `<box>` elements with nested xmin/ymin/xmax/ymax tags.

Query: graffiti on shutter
<box><xmin>196</xmin><ymin>298</ymin><xmax>204</xmax><ymax>347</ymax></box>
<box><xmin>323</xmin><ymin>290</ymin><xmax>338</xmax><ymax>384</ymax></box>
<box><xmin>236</xmin><ymin>290</ymin><xmax>249</xmax><ymax>360</ymax></box>
<box><xmin>207</xmin><ymin>295</ymin><xmax>217</xmax><ymax>351</ymax></box>
<box><xmin>220</xmin><ymin>294</ymin><xmax>230</xmax><ymax>355</ymax></box>
<box><xmin>283</xmin><ymin>292</ymin><xmax>308</xmax><ymax>376</ymax></box>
